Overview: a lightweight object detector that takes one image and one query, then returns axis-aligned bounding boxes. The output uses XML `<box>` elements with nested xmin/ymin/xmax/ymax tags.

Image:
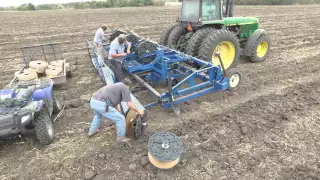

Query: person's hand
<box><xmin>127</xmin><ymin>50</ymin><xmax>131</xmax><ymax>54</ymax></box>
<box><xmin>137</xmin><ymin>110</ymin><xmax>144</xmax><ymax>116</ymax></box>
<box><xmin>121</xmin><ymin>53</ymin><xmax>127</xmax><ymax>57</ymax></box>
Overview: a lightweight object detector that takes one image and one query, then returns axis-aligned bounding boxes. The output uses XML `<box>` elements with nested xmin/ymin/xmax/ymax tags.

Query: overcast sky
<box><xmin>0</xmin><ymin>0</ymin><xmax>85</xmax><ymax>7</ymax></box>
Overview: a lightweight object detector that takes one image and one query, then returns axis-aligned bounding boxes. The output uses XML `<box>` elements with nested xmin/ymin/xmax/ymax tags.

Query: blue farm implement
<box><xmin>86</xmin><ymin>30</ymin><xmax>241</xmax><ymax>111</ymax></box>
<box><xmin>85</xmin><ymin>30</ymin><xmax>241</xmax><ymax>137</ymax></box>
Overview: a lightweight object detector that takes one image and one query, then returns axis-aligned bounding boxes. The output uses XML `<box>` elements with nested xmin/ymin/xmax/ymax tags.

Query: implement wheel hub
<box><xmin>148</xmin><ymin>132</ymin><xmax>182</xmax><ymax>169</ymax></box>
<box><xmin>257</xmin><ymin>41</ymin><xmax>269</xmax><ymax>58</ymax></box>
<box><xmin>212</xmin><ymin>41</ymin><xmax>235</xmax><ymax>69</ymax></box>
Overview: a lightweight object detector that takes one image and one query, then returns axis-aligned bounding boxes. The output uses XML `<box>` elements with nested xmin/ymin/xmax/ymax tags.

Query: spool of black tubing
<box><xmin>148</xmin><ymin>132</ymin><xmax>183</xmax><ymax>169</ymax></box>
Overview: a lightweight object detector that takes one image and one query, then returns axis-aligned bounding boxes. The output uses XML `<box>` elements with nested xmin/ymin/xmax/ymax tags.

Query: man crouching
<box><xmin>88</xmin><ymin>78</ymin><xmax>144</xmax><ymax>142</ymax></box>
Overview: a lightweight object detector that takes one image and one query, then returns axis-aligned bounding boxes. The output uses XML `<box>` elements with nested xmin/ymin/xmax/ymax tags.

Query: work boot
<box><xmin>117</xmin><ymin>136</ymin><xmax>131</xmax><ymax>143</ymax></box>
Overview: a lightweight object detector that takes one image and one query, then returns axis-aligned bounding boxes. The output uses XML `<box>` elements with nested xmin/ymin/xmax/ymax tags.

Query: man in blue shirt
<box><xmin>108</xmin><ymin>34</ymin><xmax>132</xmax><ymax>82</ymax></box>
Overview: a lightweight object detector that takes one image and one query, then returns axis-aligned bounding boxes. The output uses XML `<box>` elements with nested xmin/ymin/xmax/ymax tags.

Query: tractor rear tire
<box><xmin>159</xmin><ymin>24</ymin><xmax>179</xmax><ymax>46</ymax></box>
<box><xmin>247</xmin><ymin>33</ymin><xmax>271</xmax><ymax>63</ymax></box>
<box><xmin>198</xmin><ymin>29</ymin><xmax>240</xmax><ymax>71</ymax></box>
<box><xmin>34</xmin><ymin>108</ymin><xmax>54</xmax><ymax>145</ymax></box>
<box><xmin>186</xmin><ymin>27</ymin><xmax>217</xmax><ymax>57</ymax></box>
<box><xmin>167</xmin><ymin>24</ymin><xmax>186</xmax><ymax>50</ymax></box>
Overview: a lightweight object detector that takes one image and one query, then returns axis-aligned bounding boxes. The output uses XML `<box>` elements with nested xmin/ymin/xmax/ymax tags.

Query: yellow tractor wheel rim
<box><xmin>257</xmin><ymin>41</ymin><xmax>268</xmax><ymax>58</ymax></box>
<box><xmin>212</xmin><ymin>41</ymin><xmax>235</xmax><ymax>69</ymax></box>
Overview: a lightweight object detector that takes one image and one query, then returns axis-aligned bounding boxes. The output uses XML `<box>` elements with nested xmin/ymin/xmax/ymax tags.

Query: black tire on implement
<box><xmin>159</xmin><ymin>24</ymin><xmax>179</xmax><ymax>46</ymax></box>
<box><xmin>167</xmin><ymin>24</ymin><xmax>186</xmax><ymax>49</ymax></box>
<box><xmin>248</xmin><ymin>33</ymin><xmax>271</xmax><ymax>63</ymax></box>
<box><xmin>186</xmin><ymin>27</ymin><xmax>217</xmax><ymax>57</ymax></box>
<box><xmin>198</xmin><ymin>29</ymin><xmax>240</xmax><ymax>71</ymax></box>
<box><xmin>34</xmin><ymin>108</ymin><xmax>54</xmax><ymax>145</ymax></box>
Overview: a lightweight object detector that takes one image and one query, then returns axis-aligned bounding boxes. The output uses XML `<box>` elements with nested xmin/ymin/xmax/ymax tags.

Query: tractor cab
<box><xmin>179</xmin><ymin>0</ymin><xmax>235</xmax><ymax>24</ymax></box>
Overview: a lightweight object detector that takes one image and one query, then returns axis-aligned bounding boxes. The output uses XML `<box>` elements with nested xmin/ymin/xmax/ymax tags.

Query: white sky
<box><xmin>0</xmin><ymin>0</ymin><xmax>88</xmax><ymax>7</ymax></box>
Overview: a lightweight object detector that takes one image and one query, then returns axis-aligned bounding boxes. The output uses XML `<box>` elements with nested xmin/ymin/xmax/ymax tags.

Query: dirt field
<box><xmin>1</xmin><ymin>4</ymin><xmax>320</xmax><ymax>180</ymax></box>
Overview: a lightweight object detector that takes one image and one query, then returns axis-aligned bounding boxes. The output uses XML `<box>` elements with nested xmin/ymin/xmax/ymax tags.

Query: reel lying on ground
<box><xmin>125</xmin><ymin>109</ymin><xmax>147</xmax><ymax>139</ymax></box>
<box><xmin>148</xmin><ymin>132</ymin><xmax>183</xmax><ymax>169</ymax></box>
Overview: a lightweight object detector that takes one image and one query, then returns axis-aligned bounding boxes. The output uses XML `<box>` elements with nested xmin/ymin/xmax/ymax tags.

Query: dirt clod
<box><xmin>146</xmin><ymin>164</ymin><xmax>153</xmax><ymax>171</ymax></box>
<box><xmin>93</xmin><ymin>174</ymin><xmax>105</xmax><ymax>180</ymax></box>
<box><xmin>98</xmin><ymin>153</ymin><xmax>105</xmax><ymax>159</ymax></box>
<box><xmin>84</xmin><ymin>170</ymin><xmax>96</xmax><ymax>180</ymax></box>
<box><xmin>129</xmin><ymin>163</ymin><xmax>137</xmax><ymax>171</ymax></box>
<box><xmin>141</xmin><ymin>156</ymin><xmax>149</xmax><ymax>166</ymax></box>
<box><xmin>182</xmin><ymin>159</ymin><xmax>188</xmax><ymax>165</ymax></box>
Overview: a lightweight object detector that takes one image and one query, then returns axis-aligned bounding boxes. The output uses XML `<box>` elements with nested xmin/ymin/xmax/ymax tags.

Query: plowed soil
<box><xmin>1</xmin><ymin>5</ymin><xmax>320</xmax><ymax>180</ymax></box>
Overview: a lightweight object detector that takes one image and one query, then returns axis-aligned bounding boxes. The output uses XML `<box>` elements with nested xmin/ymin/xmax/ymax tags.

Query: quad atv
<box><xmin>0</xmin><ymin>78</ymin><xmax>63</xmax><ymax>145</ymax></box>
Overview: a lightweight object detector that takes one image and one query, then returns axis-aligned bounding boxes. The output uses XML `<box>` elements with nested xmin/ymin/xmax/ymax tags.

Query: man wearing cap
<box><xmin>108</xmin><ymin>34</ymin><xmax>132</xmax><ymax>82</ymax></box>
<box><xmin>93</xmin><ymin>24</ymin><xmax>110</xmax><ymax>56</ymax></box>
<box><xmin>88</xmin><ymin>78</ymin><xmax>144</xmax><ymax>142</ymax></box>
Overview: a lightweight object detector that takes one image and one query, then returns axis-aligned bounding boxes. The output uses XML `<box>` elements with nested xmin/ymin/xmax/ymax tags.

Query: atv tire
<box><xmin>167</xmin><ymin>24</ymin><xmax>186</xmax><ymax>50</ymax></box>
<box><xmin>159</xmin><ymin>24</ymin><xmax>179</xmax><ymax>46</ymax></box>
<box><xmin>53</xmin><ymin>94</ymin><xmax>64</xmax><ymax>114</ymax></box>
<box><xmin>198</xmin><ymin>29</ymin><xmax>240</xmax><ymax>71</ymax></box>
<box><xmin>247</xmin><ymin>33</ymin><xmax>271</xmax><ymax>63</ymax></box>
<box><xmin>34</xmin><ymin>108</ymin><xmax>54</xmax><ymax>145</ymax></box>
<box><xmin>186</xmin><ymin>27</ymin><xmax>217</xmax><ymax>57</ymax></box>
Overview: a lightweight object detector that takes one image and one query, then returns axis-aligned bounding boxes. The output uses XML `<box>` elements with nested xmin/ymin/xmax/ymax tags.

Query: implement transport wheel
<box><xmin>248</xmin><ymin>33</ymin><xmax>271</xmax><ymax>63</ymax></box>
<box><xmin>167</xmin><ymin>24</ymin><xmax>186</xmax><ymax>50</ymax></box>
<box><xmin>186</xmin><ymin>27</ymin><xmax>217</xmax><ymax>57</ymax></box>
<box><xmin>199</xmin><ymin>29</ymin><xmax>240</xmax><ymax>71</ymax></box>
<box><xmin>159</xmin><ymin>24</ymin><xmax>179</xmax><ymax>46</ymax></box>
<box><xmin>226</xmin><ymin>68</ymin><xmax>242</xmax><ymax>91</ymax></box>
<box><xmin>148</xmin><ymin>132</ymin><xmax>183</xmax><ymax>169</ymax></box>
<box><xmin>34</xmin><ymin>108</ymin><xmax>54</xmax><ymax>145</ymax></box>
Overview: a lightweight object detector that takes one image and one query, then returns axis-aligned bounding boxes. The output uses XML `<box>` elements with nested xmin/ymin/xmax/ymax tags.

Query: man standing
<box><xmin>88</xmin><ymin>78</ymin><xmax>144</xmax><ymax>142</ymax></box>
<box><xmin>108</xmin><ymin>34</ymin><xmax>131</xmax><ymax>82</ymax></box>
<box><xmin>93</xmin><ymin>24</ymin><xmax>109</xmax><ymax>56</ymax></box>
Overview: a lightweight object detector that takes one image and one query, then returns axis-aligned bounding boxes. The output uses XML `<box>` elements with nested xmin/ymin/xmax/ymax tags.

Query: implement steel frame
<box><xmin>86</xmin><ymin>37</ymin><xmax>230</xmax><ymax>111</ymax></box>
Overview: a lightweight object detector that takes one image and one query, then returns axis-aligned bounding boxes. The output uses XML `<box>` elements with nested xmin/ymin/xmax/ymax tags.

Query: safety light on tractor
<box><xmin>187</xmin><ymin>23</ymin><xmax>193</xmax><ymax>32</ymax></box>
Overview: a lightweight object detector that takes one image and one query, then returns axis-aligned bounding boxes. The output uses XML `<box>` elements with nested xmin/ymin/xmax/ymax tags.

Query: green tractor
<box><xmin>160</xmin><ymin>0</ymin><xmax>271</xmax><ymax>70</ymax></box>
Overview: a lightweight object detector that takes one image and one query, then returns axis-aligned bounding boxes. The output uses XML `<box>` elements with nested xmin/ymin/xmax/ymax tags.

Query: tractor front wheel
<box><xmin>198</xmin><ymin>29</ymin><xmax>240</xmax><ymax>70</ymax></box>
<box><xmin>247</xmin><ymin>33</ymin><xmax>271</xmax><ymax>63</ymax></box>
<box><xmin>167</xmin><ymin>24</ymin><xmax>186</xmax><ymax>50</ymax></box>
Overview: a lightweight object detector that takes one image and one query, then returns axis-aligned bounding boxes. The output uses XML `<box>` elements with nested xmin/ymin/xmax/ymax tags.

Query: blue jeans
<box><xmin>89</xmin><ymin>98</ymin><xmax>126</xmax><ymax>137</ymax></box>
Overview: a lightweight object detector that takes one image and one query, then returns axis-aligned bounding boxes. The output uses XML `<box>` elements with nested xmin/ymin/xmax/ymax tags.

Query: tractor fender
<box><xmin>243</xmin><ymin>29</ymin><xmax>267</xmax><ymax>56</ymax></box>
